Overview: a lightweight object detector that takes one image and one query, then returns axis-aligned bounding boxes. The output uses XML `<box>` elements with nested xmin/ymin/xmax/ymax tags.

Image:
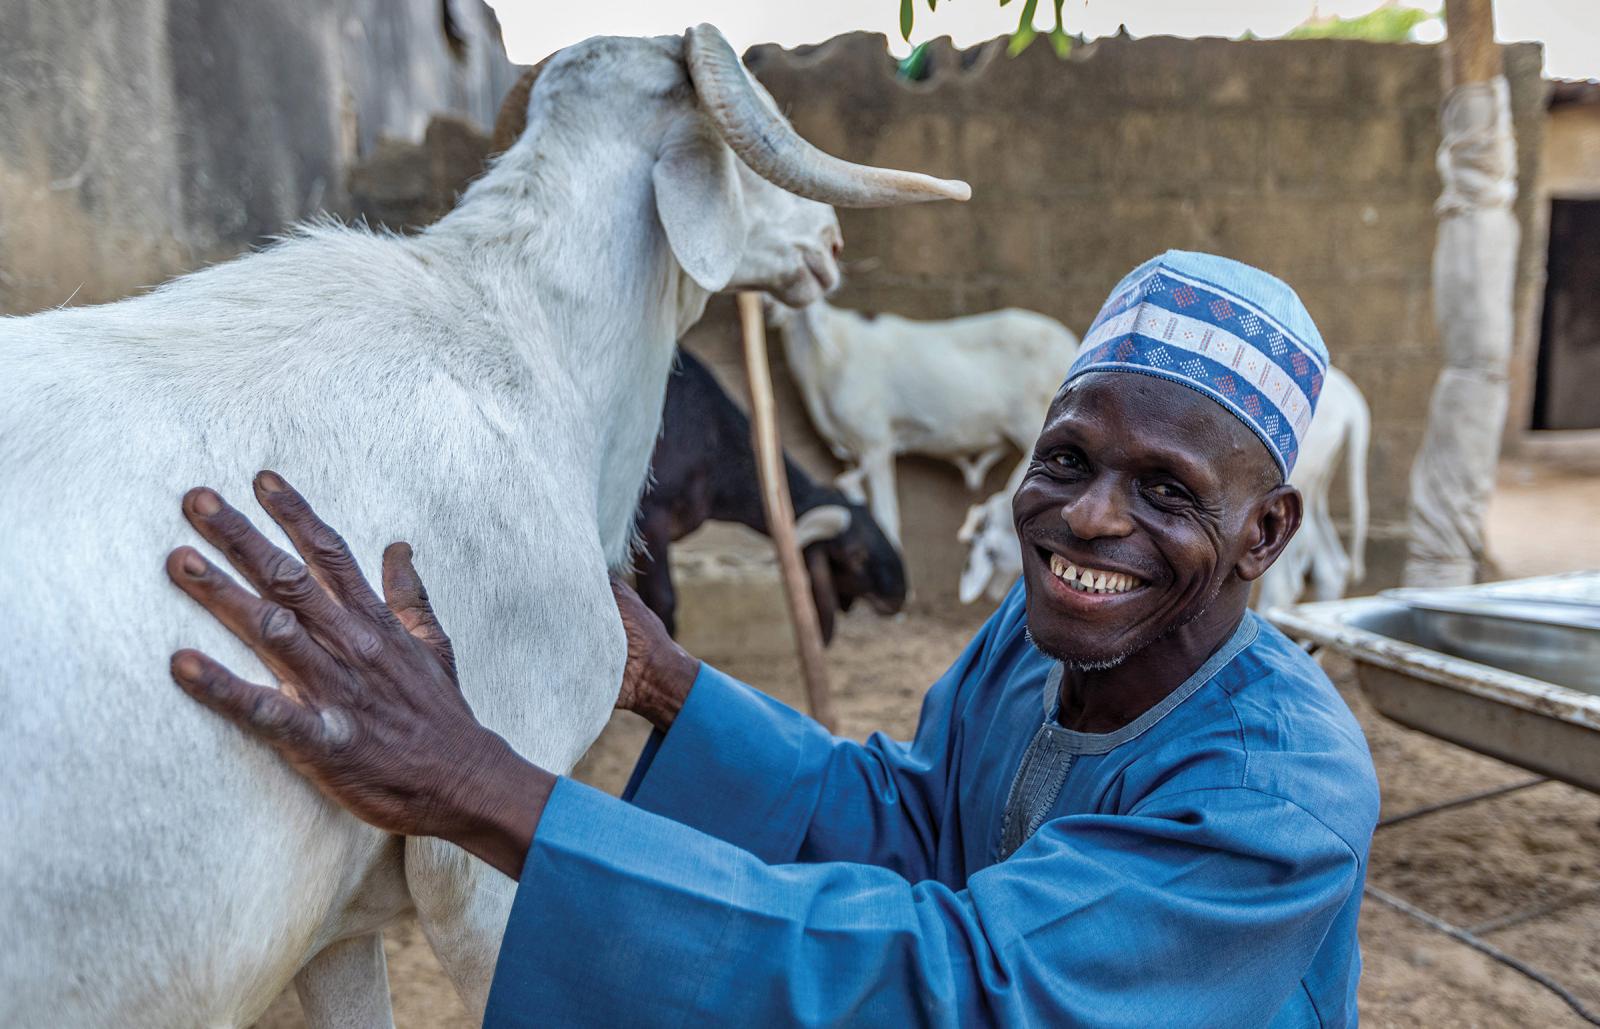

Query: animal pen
<box><xmin>3</xmin><ymin>0</ymin><xmax>1598</xmax><ymax>1024</ymax></box>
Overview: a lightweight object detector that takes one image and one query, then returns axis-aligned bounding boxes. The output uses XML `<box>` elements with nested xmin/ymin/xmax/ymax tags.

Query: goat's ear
<box><xmin>804</xmin><ymin>546</ymin><xmax>838</xmax><ymax>646</ymax></box>
<box><xmin>653</xmin><ymin>118</ymin><xmax>747</xmax><ymax>292</ymax></box>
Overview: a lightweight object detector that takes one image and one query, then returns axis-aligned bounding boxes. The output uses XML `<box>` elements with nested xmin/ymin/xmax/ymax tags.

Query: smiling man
<box><xmin>167</xmin><ymin>251</ymin><xmax>1379</xmax><ymax>1027</ymax></box>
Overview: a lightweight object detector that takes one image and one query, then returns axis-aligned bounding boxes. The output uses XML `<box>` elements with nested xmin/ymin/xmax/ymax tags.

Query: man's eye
<box><xmin>1146</xmin><ymin>482</ymin><xmax>1188</xmax><ymax>502</ymax></box>
<box><xmin>1046</xmin><ymin>451</ymin><xmax>1087</xmax><ymax>474</ymax></box>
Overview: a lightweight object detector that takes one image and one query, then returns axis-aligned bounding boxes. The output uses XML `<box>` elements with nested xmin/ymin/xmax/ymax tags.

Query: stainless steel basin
<box><xmin>1268</xmin><ymin>573</ymin><xmax>1600</xmax><ymax>793</ymax></box>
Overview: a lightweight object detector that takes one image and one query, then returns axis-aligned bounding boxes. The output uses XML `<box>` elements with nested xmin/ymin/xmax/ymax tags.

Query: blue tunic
<box><xmin>485</xmin><ymin>585</ymin><xmax>1379</xmax><ymax>1026</ymax></box>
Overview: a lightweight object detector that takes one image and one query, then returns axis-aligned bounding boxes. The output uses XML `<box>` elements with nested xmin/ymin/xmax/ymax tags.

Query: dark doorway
<box><xmin>1533</xmin><ymin>198</ymin><xmax>1600</xmax><ymax>430</ymax></box>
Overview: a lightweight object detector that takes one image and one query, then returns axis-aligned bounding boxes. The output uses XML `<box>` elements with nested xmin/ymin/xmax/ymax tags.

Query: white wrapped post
<box><xmin>1404</xmin><ymin>3</ymin><xmax>1519</xmax><ymax>588</ymax></box>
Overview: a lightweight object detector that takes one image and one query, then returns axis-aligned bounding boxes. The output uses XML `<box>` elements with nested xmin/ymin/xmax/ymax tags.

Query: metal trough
<box><xmin>1268</xmin><ymin>573</ymin><xmax>1600</xmax><ymax>794</ymax></box>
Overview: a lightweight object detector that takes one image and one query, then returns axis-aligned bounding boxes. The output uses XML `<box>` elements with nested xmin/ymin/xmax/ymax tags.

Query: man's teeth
<box><xmin>1048</xmin><ymin>553</ymin><xmax>1142</xmax><ymax>594</ymax></box>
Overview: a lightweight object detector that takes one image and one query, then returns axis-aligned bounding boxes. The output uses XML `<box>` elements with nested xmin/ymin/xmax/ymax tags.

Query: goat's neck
<box><xmin>424</xmin><ymin>135</ymin><xmax>709</xmax><ymax>563</ymax></box>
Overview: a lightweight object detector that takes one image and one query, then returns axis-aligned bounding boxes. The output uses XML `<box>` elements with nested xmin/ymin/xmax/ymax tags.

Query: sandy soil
<box><xmin>258</xmin><ymin>461</ymin><xmax>1600</xmax><ymax>1027</ymax></box>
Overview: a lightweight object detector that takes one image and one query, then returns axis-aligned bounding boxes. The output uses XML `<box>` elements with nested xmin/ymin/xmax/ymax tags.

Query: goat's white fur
<box><xmin>955</xmin><ymin>367</ymin><xmax>1371</xmax><ymax>612</ymax></box>
<box><xmin>1253</xmin><ymin>367</ymin><xmax>1370</xmax><ymax>613</ymax></box>
<box><xmin>771</xmin><ymin>300</ymin><xmax>1080</xmax><ymax>545</ymax></box>
<box><xmin>0</xmin><ymin>32</ymin><xmax>852</xmax><ymax>1028</ymax></box>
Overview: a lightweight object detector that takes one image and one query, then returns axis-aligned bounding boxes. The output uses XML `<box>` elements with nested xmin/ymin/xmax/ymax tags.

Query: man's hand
<box><xmin>609</xmin><ymin>576</ymin><xmax>700</xmax><ymax>732</ymax></box>
<box><xmin>166</xmin><ymin>471</ymin><xmax>550</xmax><ymax>879</ymax></box>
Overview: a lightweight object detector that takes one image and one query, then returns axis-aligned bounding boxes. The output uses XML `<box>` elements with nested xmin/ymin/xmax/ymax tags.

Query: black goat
<box><xmin>634</xmin><ymin>349</ymin><xmax>907</xmax><ymax>642</ymax></box>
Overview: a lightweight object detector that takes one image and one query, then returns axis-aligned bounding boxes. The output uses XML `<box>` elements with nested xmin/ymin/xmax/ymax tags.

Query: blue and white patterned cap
<box><xmin>1064</xmin><ymin>250</ymin><xmax>1329</xmax><ymax>478</ymax></box>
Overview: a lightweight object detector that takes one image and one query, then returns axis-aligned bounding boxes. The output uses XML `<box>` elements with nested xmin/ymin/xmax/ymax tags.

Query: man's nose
<box><xmin>1060</xmin><ymin>477</ymin><xmax>1135</xmax><ymax>540</ymax></box>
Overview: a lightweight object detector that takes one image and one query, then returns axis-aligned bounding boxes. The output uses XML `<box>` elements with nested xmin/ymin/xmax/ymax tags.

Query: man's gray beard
<box><xmin>1026</xmin><ymin>627</ymin><xmax>1138</xmax><ymax>671</ymax></box>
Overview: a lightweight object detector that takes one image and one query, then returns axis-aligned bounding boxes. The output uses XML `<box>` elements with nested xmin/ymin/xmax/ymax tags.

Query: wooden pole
<box><xmin>737</xmin><ymin>292</ymin><xmax>837</xmax><ymax>731</ymax></box>
<box><xmin>1444</xmin><ymin>0</ymin><xmax>1500</xmax><ymax>87</ymax></box>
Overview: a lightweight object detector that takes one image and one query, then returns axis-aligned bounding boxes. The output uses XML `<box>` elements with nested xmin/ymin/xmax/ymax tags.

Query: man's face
<box><xmin>1013</xmin><ymin>371</ymin><xmax>1287</xmax><ymax>668</ymax></box>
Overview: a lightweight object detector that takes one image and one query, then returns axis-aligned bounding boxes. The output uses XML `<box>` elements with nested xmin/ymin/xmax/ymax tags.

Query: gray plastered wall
<box><xmin>0</xmin><ymin>0</ymin><xmax>515</xmax><ymax>314</ymax></box>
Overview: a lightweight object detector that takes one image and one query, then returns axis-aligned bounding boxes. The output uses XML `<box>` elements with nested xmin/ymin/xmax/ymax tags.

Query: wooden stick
<box><xmin>737</xmin><ymin>292</ymin><xmax>837</xmax><ymax>731</ymax></box>
<box><xmin>1444</xmin><ymin>0</ymin><xmax>1500</xmax><ymax>88</ymax></box>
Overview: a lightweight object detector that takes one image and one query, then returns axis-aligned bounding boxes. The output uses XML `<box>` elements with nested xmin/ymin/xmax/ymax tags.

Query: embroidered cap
<box><xmin>1064</xmin><ymin>251</ymin><xmax>1329</xmax><ymax>478</ymax></box>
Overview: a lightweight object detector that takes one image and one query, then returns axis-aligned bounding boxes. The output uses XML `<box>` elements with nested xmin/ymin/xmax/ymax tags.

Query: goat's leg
<box><xmin>953</xmin><ymin>446</ymin><xmax>1007</xmax><ymax>492</ymax></box>
<box><xmin>1306</xmin><ymin>513</ymin><xmax>1352</xmax><ymax>602</ymax></box>
<box><xmin>834</xmin><ymin>464</ymin><xmax>868</xmax><ymax>504</ymax></box>
<box><xmin>293</xmin><ymin>933</ymin><xmax>395</xmax><ymax>1029</ymax></box>
<box><xmin>859</xmin><ymin>449</ymin><xmax>901</xmax><ymax>546</ymax></box>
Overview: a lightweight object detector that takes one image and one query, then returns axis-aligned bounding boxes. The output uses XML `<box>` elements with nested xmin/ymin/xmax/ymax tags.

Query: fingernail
<box><xmin>190</xmin><ymin>489</ymin><xmax>222</xmax><ymax>516</ymax></box>
<box><xmin>173</xmin><ymin>652</ymin><xmax>203</xmax><ymax>680</ymax></box>
<box><xmin>180</xmin><ymin>550</ymin><xmax>206</xmax><ymax>577</ymax></box>
<box><xmin>257</xmin><ymin>471</ymin><xmax>286</xmax><ymax>494</ymax></box>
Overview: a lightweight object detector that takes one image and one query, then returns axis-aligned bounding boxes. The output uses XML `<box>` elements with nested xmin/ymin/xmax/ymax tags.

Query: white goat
<box><xmin>955</xmin><ymin>367</ymin><xmax>1370</xmax><ymax>610</ymax></box>
<box><xmin>1254</xmin><ymin>366</ymin><xmax>1370</xmax><ymax>612</ymax></box>
<box><xmin>0</xmin><ymin>27</ymin><xmax>965</xmax><ymax>1028</ymax></box>
<box><xmin>769</xmin><ymin>300</ymin><xmax>1080</xmax><ymax>544</ymax></box>
<box><xmin>957</xmin><ymin>486</ymin><xmax>1023</xmax><ymax>604</ymax></box>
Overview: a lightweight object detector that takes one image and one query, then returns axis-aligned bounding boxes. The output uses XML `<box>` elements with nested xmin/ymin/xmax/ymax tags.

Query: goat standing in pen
<box><xmin>634</xmin><ymin>348</ymin><xmax>906</xmax><ymax>642</ymax></box>
<box><xmin>767</xmin><ymin>299</ymin><xmax>1080</xmax><ymax>545</ymax></box>
<box><xmin>0</xmin><ymin>26</ymin><xmax>965</xmax><ymax>1027</ymax></box>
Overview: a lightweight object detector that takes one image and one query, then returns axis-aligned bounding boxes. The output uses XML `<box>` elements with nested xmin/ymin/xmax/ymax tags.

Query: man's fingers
<box><xmin>180</xmin><ymin>487</ymin><xmax>357</xmax><ymax>642</ymax></box>
<box><xmin>383</xmin><ymin>542</ymin><xmax>456</xmax><ymax>671</ymax></box>
<box><xmin>249</xmin><ymin>471</ymin><xmax>394</xmax><ymax>627</ymax></box>
<box><xmin>166</xmin><ymin>546</ymin><xmax>341</xmax><ymax>685</ymax></box>
<box><xmin>170</xmin><ymin>649</ymin><xmax>328</xmax><ymax>750</ymax></box>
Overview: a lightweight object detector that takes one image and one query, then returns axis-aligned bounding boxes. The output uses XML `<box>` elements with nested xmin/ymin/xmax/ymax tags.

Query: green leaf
<box><xmin>897</xmin><ymin>41</ymin><xmax>932</xmax><ymax>80</ymax></box>
<box><xmin>900</xmin><ymin>0</ymin><xmax>914</xmax><ymax>41</ymax></box>
<box><xmin>1000</xmin><ymin>0</ymin><xmax>1013</xmax><ymax>7</ymax></box>
<box><xmin>1047</xmin><ymin>0</ymin><xmax>1070</xmax><ymax>57</ymax></box>
<box><xmin>1015</xmin><ymin>0</ymin><xmax>1038</xmax><ymax>35</ymax></box>
<box><xmin>1007</xmin><ymin>0</ymin><xmax>1038</xmax><ymax>55</ymax></box>
<box><xmin>928</xmin><ymin>0</ymin><xmax>938</xmax><ymax>10</ymax></box>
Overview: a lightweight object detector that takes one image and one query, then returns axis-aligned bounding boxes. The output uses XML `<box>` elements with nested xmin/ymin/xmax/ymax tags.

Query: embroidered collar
<box><xmin>1038</xmin><ymin>613</ymin><xmax>1260</xmax><ymax>755</ymax></box>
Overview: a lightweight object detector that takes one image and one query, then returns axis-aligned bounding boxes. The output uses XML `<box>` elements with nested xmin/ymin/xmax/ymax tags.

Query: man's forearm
<box><xmin>632</xmin><ymin>643</ymin><xmax>701</xmax><ymax>733</ymax></box>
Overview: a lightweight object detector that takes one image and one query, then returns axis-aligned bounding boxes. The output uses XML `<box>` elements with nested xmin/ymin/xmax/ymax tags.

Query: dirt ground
<box><xmin>259</xmin><ymin>460</ymin><xmax>1600</xmax><ymax>1027</ymax></box>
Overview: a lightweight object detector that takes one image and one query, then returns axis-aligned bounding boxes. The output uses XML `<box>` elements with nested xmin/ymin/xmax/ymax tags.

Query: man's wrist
<box><xmin>441</xmin><ymin>732</ymin><xmax>555</xmax><ymax>880</ymax></box>
<box><xmin>636</xmin><ymin>644</ymin><xmax>700</xmax><ymax>733</ymax></box>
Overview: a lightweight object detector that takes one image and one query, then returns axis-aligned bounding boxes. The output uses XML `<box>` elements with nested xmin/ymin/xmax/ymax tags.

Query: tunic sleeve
<box><xmin>622</xmin><ymin>606</ymin><xmax>1003</xmax><ymax>876</ymax></box>
<box><xmin>483</xmin><ymin>778</ymin><xmax>1363</xmax><ymax>1027</ymax></box>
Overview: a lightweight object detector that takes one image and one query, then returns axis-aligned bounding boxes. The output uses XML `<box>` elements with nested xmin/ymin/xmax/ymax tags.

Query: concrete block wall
<box><xmin>681</xmin><ymin>33</ymin><xmax>1547</xmax><ymax>609</ymax></box>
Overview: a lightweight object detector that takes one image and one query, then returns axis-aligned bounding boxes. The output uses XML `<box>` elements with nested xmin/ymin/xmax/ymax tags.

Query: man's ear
<box><xmin>1236</xmin><ymin>485</ymin><xmax>1303</xmax><ymax>583</ymax></box>
<box><xmin>653</xmin><ymin>117</ymin><xmax>748</xmax><ymax>292</ymax></box>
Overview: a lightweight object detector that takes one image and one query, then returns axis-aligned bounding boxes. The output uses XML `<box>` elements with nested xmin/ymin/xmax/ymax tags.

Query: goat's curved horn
<box><xmin>794</xmin><ymin>504</ymin><xmax>852</xmax><ymax>548</ymax></box>
<box><xmin>683</xmin><ymin>24</ymin><xmax>971</xmax><ymax>208</ymax></box>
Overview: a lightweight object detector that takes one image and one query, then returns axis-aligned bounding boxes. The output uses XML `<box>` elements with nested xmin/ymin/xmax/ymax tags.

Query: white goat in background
<box><xmin>958</xmin><ymin>367</ymin><xmax>1370</xmax><ymax>609</ymax></box>
<box><xmin>768</xmin><ymin>300</ymin><xmax>1080</xmax><ymax>545</ymax></box>
<box><xmin>958</xmin><ymin>485</ymin><xmax>1024</xmax><ymax>604</ymax></box>
<box><xmin>0</xmin><ymin>26</ymin><xmax>965</xmax><ymax>1028</ymax></box>
<box><xmin>1253</xmin><ymin>366</ymin><xmax>1370</xmax><ymax>612</ymax></box>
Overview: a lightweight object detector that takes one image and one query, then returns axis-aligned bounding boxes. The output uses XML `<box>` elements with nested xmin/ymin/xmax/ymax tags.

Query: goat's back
<box><xmin>815</xmin><ymin>306</ymin><xmax>1080</xmax><ymax>454</ymax></box>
